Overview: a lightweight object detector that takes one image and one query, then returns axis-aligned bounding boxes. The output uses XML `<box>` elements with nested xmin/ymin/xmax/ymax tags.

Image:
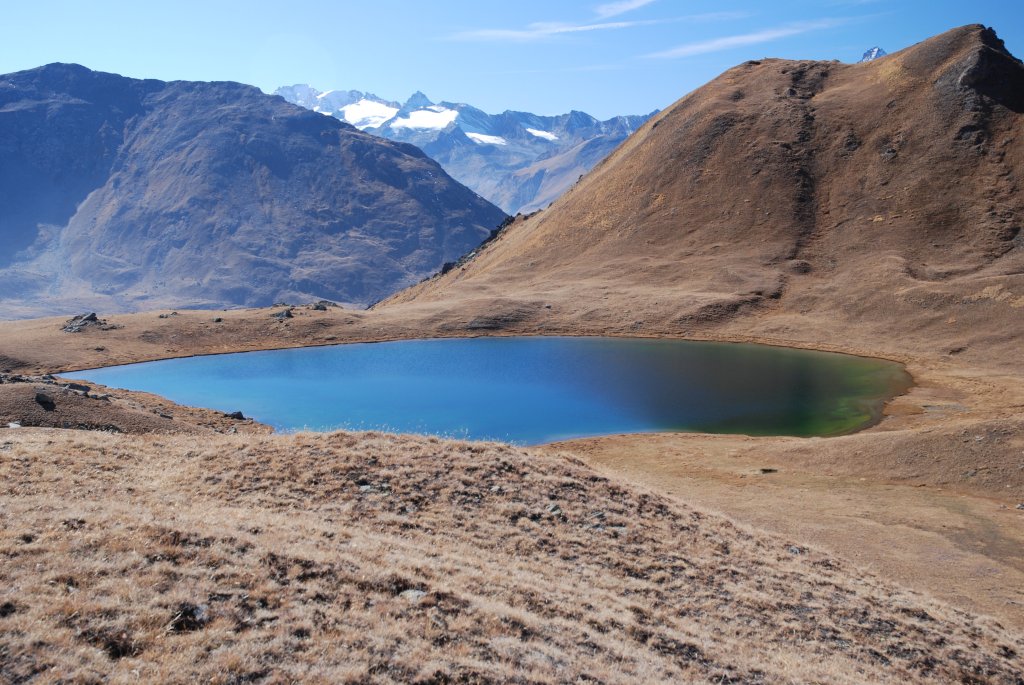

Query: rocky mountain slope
<box><xmin>0</xmin><ymin>64</ymin><xmax>506</xmax><ymax>319</ymax></box>
<box><xmin>276</xmin><ymin>85</ymin><xmax>653</xmax><ymax>214</ymax></box>
<box><xmin>386</xmin><ymin>24</ymin><xmax>1023</xmax><ymax>366</ymax></box>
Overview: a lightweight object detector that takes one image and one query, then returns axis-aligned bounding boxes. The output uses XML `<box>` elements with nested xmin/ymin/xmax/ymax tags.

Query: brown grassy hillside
<box><xmin>2</xmin><ymin>25</ymin><xmax>1024</xmax><ymax>682</ymax></box>
<box><xmin>386</xmin><ymin>25</ymin><xmax>1023</xmax><ymax>368</ymax></box>
<box><xmin>2</xmin><ymin>429</ymin><xmax>1022</xmax><ymax>684</ymax></box>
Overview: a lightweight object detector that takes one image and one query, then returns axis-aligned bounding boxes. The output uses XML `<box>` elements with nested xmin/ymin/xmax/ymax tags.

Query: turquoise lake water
<box><xmin>74</xmin><ymin>337</ymin><xmax>912</xmax><ymax>445</ymax></box>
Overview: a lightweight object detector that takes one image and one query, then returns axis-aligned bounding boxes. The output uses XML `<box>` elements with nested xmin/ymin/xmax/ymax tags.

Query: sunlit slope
<box><xmin>386</xmin><ymin>25</ymin><xmax>1024</xmax><ymax>363</ymax></box>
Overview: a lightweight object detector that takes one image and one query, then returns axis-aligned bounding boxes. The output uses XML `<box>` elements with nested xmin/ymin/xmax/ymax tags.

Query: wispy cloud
<box><xmin>449</xmin><ymin>18</ymin><xmax>662</xmax><ymax>43</ymax></box>
<box><xmin>594</xmin><ymin>0</ymin><xmax>657</xmax><ymax>19</ymax></box>
<box><xmin>449</xmin><ymin>12</ymin><xmax>750</xmax><ymax>44</ymax></box>
<box><xmin>645</xmin><ymin>19</ymin><xmax>847</xmax><ymax>59</ymax></box>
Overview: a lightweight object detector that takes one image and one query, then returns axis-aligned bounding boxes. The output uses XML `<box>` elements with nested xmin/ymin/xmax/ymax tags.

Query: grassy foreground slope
<box><xmin>2</xmin><ymin>429</ymin><xmax>1022</xmax><ymax>684</ymax></box>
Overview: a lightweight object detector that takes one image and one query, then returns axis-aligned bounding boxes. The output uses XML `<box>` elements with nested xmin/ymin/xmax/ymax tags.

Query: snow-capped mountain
<box><xmin>275</xmin><ymin>85</ymin><xmax>655</xmax><ymax>214</ymax></box>
<box><xmin>860</xmin><ymin>47</ymin><xmax>888</xmax><ymax>62</ymax></box>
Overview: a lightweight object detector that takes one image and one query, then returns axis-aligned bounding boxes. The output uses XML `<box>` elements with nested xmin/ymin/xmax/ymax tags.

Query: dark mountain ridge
<box><xmin>0</xmin><ymin>64</ymin><xmax>506</xmax><ymax>318</ymax></box>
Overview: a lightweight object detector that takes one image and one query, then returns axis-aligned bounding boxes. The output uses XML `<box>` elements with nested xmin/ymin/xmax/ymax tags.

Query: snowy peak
<box><xmin>390</xmin><ymin>105</ymin><xmax>459</xmax><ymax>131</ymax></box>
<box><xmin>273</xmin><ymin>84</ymin><xmax>399</xmax><ymax>129</ymax></box>
<box><xmin>860</xmin><ymin>47</ymin><xmax>888</xmax><ymax>62</ymax></box>
<box><xmin>404</xmin><ymin>91</ymin><xmax>434</xmax><ymax>109</ymax></box>
<box><xmin>275</xmin><ymin>83</ymin><xmax>655</xmax><ymax>213</ymax></box>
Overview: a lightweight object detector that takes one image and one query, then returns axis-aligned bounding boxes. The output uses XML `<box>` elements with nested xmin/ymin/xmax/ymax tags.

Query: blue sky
<box><xmin>2</xmin><ymin>1</ymin><xmax>1022</xmax><ymax>118</ymax></box>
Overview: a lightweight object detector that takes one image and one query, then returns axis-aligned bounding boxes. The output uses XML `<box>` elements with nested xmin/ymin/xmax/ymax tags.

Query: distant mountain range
<box><xmin>276</xmin><ymin>85</ymin><xmax>654</xmax><ymax>214</ymax></box>
<box><xmin>860</xmin><ymin>47</ymin><xmax>888</xmax><ymax>62</ymax></box>
<box><xmin>0</xmin><ymin>64</ymin><xmax>506</xmax><ymax>318</ymax></box>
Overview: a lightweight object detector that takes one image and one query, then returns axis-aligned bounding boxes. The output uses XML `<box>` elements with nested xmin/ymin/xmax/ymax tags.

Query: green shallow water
<box><xmin>76</xmin><ymin>337</ymin><xmax>912</xmax><ymax>445</ymax></box>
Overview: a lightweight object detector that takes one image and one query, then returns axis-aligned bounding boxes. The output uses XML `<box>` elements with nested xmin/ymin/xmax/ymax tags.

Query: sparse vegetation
<box><xmin>1</xmin><ymin>429</ymin><xmax>1021</xmax><ymax>683</ymax></box>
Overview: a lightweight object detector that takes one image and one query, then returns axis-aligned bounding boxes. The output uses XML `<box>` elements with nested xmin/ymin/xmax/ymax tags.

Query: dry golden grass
<box><xmin>1</xmin><ymin>428</ymin><xmax>1021</xmax><ymax>684</ymax></box>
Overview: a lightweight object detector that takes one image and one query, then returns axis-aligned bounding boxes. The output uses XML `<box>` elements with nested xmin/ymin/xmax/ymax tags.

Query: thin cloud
<box><xmin>594</xmin><ymin>0</ymin><xmax>657</xmax><ymax>19</ymax></box>
<box><xmin>449</xmin><ymin>12</ymin><xmax>749</xmax><ymax>44</ymax></box>
<box><xmin>645</xmin><ymin>19</ymin><xmax>848</xmax><ymax>59</ymax></box>
<box><xmin>450</xmin><ymin>19</ymin><xmax>662</xmax><ymax>43</ymax></box>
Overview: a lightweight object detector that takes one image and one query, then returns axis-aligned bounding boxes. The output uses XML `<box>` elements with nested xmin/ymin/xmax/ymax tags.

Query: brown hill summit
<box><xmin>386</xmin><ymin>25</ymin><xmax>1023</xmax><ymax>365</ymax></box>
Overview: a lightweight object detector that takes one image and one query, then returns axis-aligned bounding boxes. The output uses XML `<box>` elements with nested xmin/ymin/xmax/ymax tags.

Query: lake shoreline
<box><xmin>1</xmin><ymin>304</ymin><xmax>1022</xmax><ymax>628</ymax></box>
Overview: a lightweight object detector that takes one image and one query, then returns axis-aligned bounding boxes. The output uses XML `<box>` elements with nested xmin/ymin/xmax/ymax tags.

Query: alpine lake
<box><xmin>75</xmin><ymin>337</ymin><xmax>912</xmax><ymax>445</ymax></box>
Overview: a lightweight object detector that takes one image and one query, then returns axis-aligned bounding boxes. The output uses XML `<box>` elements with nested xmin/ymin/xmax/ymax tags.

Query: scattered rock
<box><xmin>759</xmin><ymin>468</ymin><xmax>778</xmax><ymax>474</ymax></box>
<box><xmin>787</xmin><ymin>545</ymin><xmax>807</xmax><ymax>555</ymax></box>
<box><xmin>35</xmin><ymin>392</ymin><xmax>56</xmax><ymax>411</ymax></box>
<box><xmin>158</xmin><ymin>312</ymin><xmax>179</xmax><ymax>319</ymax></box>
<box><xmin>61</xmin><ymin>312</ymin><xmax>122</xmax><ymax>332</ymax></box>
<box><xmin>1016</xmin><ymin>504</ymin><xmax>1024</xmax><ymax>510</ymax></box>
<box><xmin>212</xmin><ymin>317</ymin><xmax>223</xmax><ymax>323</ymax></box>
<box><xmin>224</xmin><ymin>411</ymin><xmax>245</xmax><ymax>421</ymax></box>
<box><xmin>7</xmin><ymin>422</ymin><xmax>21</xmax><ymax>429</ymax></box>
<box><xmin>271</xmin><ymin>308</ymin><xmax>294</xmax><ymax>320</ymax></box>
<box><xmin>399</xmin><ymin>589</ymin><xmax>427</xmax><ymax>602</ymax></box>
<box><xmin>309</xmin><ymin>300</ymin><xmax>338</xmax><ymax>311</ymax></box>
<box><xmin>0</xmin><ymin>601</ymin><xmax>16</xmax><ymax>618</ymax></box>
<box><xmin>167</xmin><ymin>603</ymin><xmax>209</xmax><ymax>633</ymax></box>
<box><xmin>63</xmin><ymin>382</ymin><xmax>91</xmax><ymax>393</ymax></box>
<box><xmin>61</xmin><ymin>312</ymin><xmax>98</xmax><ymax>333</ymax></box>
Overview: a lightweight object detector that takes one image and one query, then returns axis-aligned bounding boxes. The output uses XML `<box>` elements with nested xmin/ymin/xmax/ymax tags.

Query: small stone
<box><xmin>167</xmin><ymin>603</ymin><xmax>209</xmax><ymax>633</ymax></box>
<box><xmin>1016</xmin><ymin>504</ymin><xmax>1024</xmax><ymax>510</ymax></box>
<box><xmin>759</xmin><ymin>468</ymin><xmax>778</xmax><ymax>474</ymax></box>
<box><xmin>224</xmin><ymin>411</ymin><xmax>245</xmax><ymax>420</ymax></box>
<box><xmin>787</xmin><ymin>545</ymin><xmax>806</xmax><ymax>555</ymax></box>
<box><xmin>271</xmin><ymin>308</ymin><xmax>294</xmax><ymax>320</ymax></box>
<box><xmin>212</xmin><ymin>317</ymin><xmax>223</xmax><ymax>323</ymax></box>
<box><xmin>35</xmin><ymin>393</ymin><xmax>56</xmax><ymax>411</ymax></box>
<box><xmin>399</xmin><ymin>589</ymin><xmax>427</xmax><ymax>602</ymax></box>
<box><xmin>7</xmin><ymin>422</ymin><xmax>21</xmax><ymax>429</ymax></box>
<box><xmin>61</xmin><ymin>312</ymin><xmax>99</xmax><ymax>333</ymax></box>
